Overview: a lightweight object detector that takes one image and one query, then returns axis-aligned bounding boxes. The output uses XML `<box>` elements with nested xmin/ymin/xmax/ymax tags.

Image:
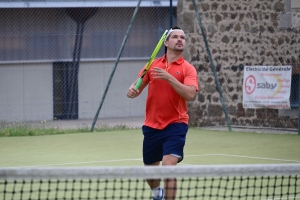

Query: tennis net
<box><xmin>0</xmin><ymin>164</ymin><xmax>299</xmax><ymax>200</ymax></box>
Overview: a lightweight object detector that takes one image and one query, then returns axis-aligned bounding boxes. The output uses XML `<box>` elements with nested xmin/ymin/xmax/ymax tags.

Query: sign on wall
<box><xmin>243</xmin><ymin>66</ymin><xmax>292</xmax><ymax>109</ymax></box>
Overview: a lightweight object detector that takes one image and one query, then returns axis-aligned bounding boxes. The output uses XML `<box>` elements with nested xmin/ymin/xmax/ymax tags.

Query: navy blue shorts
<box><xmin>142</xmin><ymin>123</ymin><xmax>188</xmax><ymax>165</ymax></box>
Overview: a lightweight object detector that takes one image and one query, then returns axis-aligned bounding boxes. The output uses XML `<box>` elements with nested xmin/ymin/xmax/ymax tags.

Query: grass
<box><xmin>0</xmin><ymin>120</ymin><xmax>131</xmax><ymax>137</ymax></box>
<box><xmin>0</xmin><ymin>129</ymin><xmax>299</xmax><ymax>199</ymax></box>
<box><xmin>0</xmin><ymin>129</ymin><xmax>299</xmax><ymax>167</ymax></box>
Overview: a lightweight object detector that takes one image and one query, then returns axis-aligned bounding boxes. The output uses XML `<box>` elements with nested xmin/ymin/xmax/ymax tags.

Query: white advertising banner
<box><xmin>243</xmin><ymin>66</ymin><xmax>292</xmax><ymax>109</ymax></box>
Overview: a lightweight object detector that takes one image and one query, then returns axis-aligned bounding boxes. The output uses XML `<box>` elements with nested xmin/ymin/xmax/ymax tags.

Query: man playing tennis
<box><xmin>127</xmin><ymin>26</ymin><xmax>199</xmax><ymax>200</ymax></box>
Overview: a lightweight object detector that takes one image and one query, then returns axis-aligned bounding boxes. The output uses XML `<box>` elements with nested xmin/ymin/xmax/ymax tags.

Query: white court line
<box><xmin>11</xmin><ymin>154</ymin><xmax>300</xmax><ymax>168</ymax></box>
<box><xmin>262</xmin><ymin>196</ymin><xmax>300</xmax><ymax>200</ymax></box>
<box><xmin>15</xmin><ymin>158</ymin><xmax>143</xmax><ymax>168</ymax></box>
<box><xmin>185</xmin><ymin>154</ymin><xmax>300</xmax><ymax>163</ymax></box>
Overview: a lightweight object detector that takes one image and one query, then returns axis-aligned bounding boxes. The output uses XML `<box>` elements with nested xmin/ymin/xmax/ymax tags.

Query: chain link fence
<box><xmin>0</xmin><ymin>1</ymin><xmax>176</xmax><ymax>129</ymax></box>
<box><xmin>0</xmin><ymin>0</ymin><xmax>299</xmax><ymax>133</ymax></box>
<box><xmin>182</xmin><ymin>0</ymin><xmax>300</xmax><ymax>134</ymax></box>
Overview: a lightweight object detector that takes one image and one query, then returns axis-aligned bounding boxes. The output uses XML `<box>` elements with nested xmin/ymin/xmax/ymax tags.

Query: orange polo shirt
<box><xmin>138</xmin><ymin>55</ymin><xmax>199</xmax><ymax>130</ymax></box>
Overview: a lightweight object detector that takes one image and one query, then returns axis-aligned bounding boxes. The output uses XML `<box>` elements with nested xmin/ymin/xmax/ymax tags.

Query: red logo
<box><xmin>244</xmin><ymin>75</ymin><xmax>256</xmax><ymax>95</ymax></box>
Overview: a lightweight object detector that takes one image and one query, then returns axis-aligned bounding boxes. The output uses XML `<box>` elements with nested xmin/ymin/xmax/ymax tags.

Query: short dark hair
<box><xmin>165</xmin><ymin>26</ymin><xmax>182</xmax><ymax>41</ymax></box>
<box><xmin>165</xmin><ymin>26</ymin><xmax>183</xmax><ymax>54</ymax></box>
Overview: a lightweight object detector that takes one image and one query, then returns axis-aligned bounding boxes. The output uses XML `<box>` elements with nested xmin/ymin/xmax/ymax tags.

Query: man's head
<box><xmin>164</xmin><ymin>26</ymin><xmax>186</xmax><ymax>53</ymax></box>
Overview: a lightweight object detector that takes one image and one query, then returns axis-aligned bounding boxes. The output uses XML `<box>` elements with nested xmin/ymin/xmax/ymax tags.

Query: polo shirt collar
<box><xmin>162</xmin><ymin>54</ymin><xmax>184</xmax><ymax>65</ymax></box>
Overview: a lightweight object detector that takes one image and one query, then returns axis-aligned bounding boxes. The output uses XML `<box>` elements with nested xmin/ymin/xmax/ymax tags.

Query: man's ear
<box><xmin>164</xmin><ymin>40</ymin><xmax>168</xmax><ymax>47</ymax></box>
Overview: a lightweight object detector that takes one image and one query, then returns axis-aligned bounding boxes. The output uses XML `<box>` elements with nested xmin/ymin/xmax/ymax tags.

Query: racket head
<box><xmin>135</xmin><ymin>30</ymin><xmax>168</xmax><ymax>90</ymax></box>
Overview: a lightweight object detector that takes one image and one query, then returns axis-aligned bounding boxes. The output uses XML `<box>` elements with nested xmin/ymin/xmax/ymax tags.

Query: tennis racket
<box><xmin>135</xmin><ymin>30</ymin><xmax>168</xmax><ymax>90</ymax></box>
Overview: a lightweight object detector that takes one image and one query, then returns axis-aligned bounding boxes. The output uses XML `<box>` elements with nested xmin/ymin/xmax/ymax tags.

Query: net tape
<box><xmin>1</xmin><ymin>164</ymin><xmax>300</xmax><ymax>179</ymax></box>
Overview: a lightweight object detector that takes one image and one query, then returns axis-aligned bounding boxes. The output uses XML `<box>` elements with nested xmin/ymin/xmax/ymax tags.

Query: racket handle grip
<box><xmin>135</xmin><ymin>78</ymin><xmax>142</xmax><ymax>90</ymax></box>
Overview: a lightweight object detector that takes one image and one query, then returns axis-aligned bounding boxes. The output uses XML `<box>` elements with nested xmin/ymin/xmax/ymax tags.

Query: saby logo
<box><xmin>244</xmin><ymin>75</ymin><xmax>256</xmax><ymax>95</ymax></box>
<box><xmin>244</xmin><ymin>74</ymin><xmax>281</xmax><ymax>96</ymax></box>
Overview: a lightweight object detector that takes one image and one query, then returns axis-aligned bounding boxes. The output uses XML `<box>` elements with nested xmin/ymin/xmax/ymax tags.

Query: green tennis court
<box><xmin>1</xmin><ymin>129</ymin><xmax>300</xmax><ymax>200</ymax></box>
<box><xmin>0</xmin><ymin>129</ymin><xmax>299</xmax><ymax>168</ymax></box>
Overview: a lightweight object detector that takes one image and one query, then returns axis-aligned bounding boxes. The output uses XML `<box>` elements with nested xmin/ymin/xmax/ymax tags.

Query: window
<box><xmin>0</xmin><ymin>7</ymin><xmax>176</xmax><ymax>62</ymax></box>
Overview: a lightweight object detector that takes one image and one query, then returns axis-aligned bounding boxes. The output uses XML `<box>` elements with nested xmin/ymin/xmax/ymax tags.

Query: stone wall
<box><xmin>177</xmin><ymin>0</ymin><xmax>300</xmax><ymax>128</ymax></box>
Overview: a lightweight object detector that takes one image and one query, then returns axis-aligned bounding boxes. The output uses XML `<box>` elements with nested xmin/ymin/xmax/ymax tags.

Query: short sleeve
<box><xmin>184</xmin><ymin>63</ymin><xmax>199</xmax><ymax>91</ymax></box>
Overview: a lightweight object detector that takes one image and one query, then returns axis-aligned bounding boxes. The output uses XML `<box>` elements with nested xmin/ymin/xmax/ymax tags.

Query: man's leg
<box><xmin>145</xmin><ymin>161</ymin><xmax>161</xmax><ymax>188</ymax></box>
<box><xmin>145</xmin><ymin>161</ymin><xmax>165</xmax><ymax>200</ymax></box>
<box><xmin>142</xmin><ymin>125</ymin><xmax>165</xmax><ymax>199</ymax></box>
<box><xmin>162</xmin><ymin>155</ymin><xmax>179</xmax><ymax>200</ymax></box>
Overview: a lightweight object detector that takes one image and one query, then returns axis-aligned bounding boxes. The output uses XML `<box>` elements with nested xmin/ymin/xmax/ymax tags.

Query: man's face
<box><xmin>165</xmin><ymin>30</ymin><xmax>186</xmax><ymax>52</ymax></box>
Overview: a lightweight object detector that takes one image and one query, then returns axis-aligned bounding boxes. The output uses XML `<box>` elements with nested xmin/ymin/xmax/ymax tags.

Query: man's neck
<box><xmin>166</xmin><ymin>51</ymin><xmax>182</xmax><ymax>64</ymax></box>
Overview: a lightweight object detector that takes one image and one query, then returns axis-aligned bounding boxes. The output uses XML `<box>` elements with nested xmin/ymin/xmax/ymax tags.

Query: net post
<box><xmin>169</xmin><ymin>0</ymin><xmax>173</xmax><ymax>28</ymax></box>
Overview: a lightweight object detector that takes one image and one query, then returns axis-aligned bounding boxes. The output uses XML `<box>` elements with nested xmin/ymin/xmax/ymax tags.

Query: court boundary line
<box><xmin>262</xmin><ymin>195</ymin><xmax>300</xmax><ymax>200</ymax></box>
<box><xmin>16</xmin><ymin>158</ymin><xmax>143</xmax><ymax>168</ymax></box>
<box><xmin>185</xmin><ymin>154</ymin><xmax>300</xmax><ymax>163</ymax></box>
<box><xmin>9</xmin><ymin>153</ymin><xmax>300</xmax><ymax>168</ymax></box>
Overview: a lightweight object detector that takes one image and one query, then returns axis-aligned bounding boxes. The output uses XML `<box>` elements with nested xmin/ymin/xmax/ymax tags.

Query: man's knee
<box><xmin>162</xmin><ymin>154</ymin><xmax>179</xmax><ymax>165</ymax></box>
